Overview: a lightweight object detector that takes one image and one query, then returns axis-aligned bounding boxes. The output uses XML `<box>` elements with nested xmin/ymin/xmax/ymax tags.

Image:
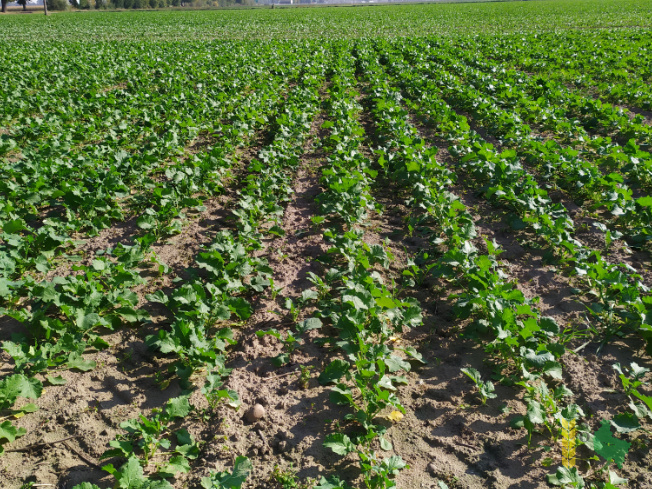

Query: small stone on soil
<box><xmin>246</xmin><ymin>403</ymin><xmax>265</xmax><ymax>423</ymax></box>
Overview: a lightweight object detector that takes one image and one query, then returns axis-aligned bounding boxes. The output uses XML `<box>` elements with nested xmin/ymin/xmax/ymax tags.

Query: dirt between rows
<box><xmin>1</xmin><ymin>104</ymin><xmax>652</xmax><ymax>489</ymax></box>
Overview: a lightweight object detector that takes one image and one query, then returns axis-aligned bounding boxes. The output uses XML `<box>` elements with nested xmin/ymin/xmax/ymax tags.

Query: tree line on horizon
<box><xmin>35</xmin><ymin>0</ymin><xmax>257</xmax><ymax>11</ymax></box>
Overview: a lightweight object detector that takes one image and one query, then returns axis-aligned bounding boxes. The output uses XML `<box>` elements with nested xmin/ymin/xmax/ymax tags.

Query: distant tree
<box><xmin>1</xmin><ymin>0</ymin><xmax>7</xmax><ymax>13</ymax></box>
<box><xmin>47</xmin><ymin>0</ymin><xmax>69</xmax><ymax>9</ymax></box>
<box><xmin>16</xmin><ymin>0</ymin><xmax>27</xmax><ymax>11</ymax></box>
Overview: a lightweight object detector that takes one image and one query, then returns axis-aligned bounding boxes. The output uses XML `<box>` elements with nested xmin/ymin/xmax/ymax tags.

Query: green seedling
<box><xmin>101</xmin><ymin>395</ymin><xmax>198</xmax><ymax>476</ymax></box>
<box><xmin>256</xmin><ymin>329</ymin><xmax>300</xmax><ymax>368</ymax></box>
<box><xmin>299</xmin><ymin>365</ymin><xmax>314</xmax><ymax>389</ymax></box>
<box><xmin>269</xmin><ymin>464</ymin><xmax>313</xmax><ymax>489</ymax></box>
<box><xmin>201</xmin><ymin>456</ymin><xmax>252</xmax><ymax>489</ymax></box>
<box><xmin>460</xmin><ymin>367</ymin><xmax>497</xmax><ymax>405</ymax></box>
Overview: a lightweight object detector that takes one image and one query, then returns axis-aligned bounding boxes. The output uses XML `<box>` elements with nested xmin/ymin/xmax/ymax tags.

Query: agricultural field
<box><xmin>1</xmin><ymin>1</ymin><xmax>652</xmax><ymax>488</ymax></box>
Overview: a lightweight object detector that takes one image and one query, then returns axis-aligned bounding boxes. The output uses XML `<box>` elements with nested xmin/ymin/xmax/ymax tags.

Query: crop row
<box><xmin>358</xmin><ymin>42</ymin><xmax>651</xmax><ymax>488</ymax></box>
<box><xmin>473</xmin><ymin>31</ymin><xmax>652</xmax><ymax>111</ymax></box>
<box><xmin>363</xmin><ymin>39</ymin><xmax>652</xmax><ymax>357</ymax></box>
<box><xmin>0</xmin><ymin>44</ymin><xmax>327</xmax><ymax>474</ymax></box>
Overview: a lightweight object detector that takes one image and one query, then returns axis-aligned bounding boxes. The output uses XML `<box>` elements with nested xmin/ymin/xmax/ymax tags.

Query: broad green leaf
<box><xmin>526</xmin><ymin>400</ymin><xmax>544</xmax><ymax>425</ymax></box>
<box><xmin>323</xmin><ymin>433</ymin><xmax>355</xmax><ymax>456</ymax></box>
<box><xmin>0</xmin><ymin>420</ymin><xmax>26</xmax><ymax>444</ymax></box>
<box><xmin>461</xmin><ymin>367</ymin><xmax>481</xmax><ymax>384</ymax></box>
<box><xmin>610</xmin><ymin>413</ymin><xmax>640</xmax><ymax>433</ymax></box>
<box><xmin>75</xmin><ymin>310</ymin><xmax>102</xmax><ymax>330</ymax></box>
<box><xmin>375</xmin><ymin>295</ymin><xmax>396</xmax><ymax>309</ymax></box>
<box><xmin>91</xmin><ymin>259</ymin><xmax>107</xmax><ymax>271</ymax></box>
<box><xmin>636</xmin><ymin>196</ymin><xmax>652</xmax><ymax>207</ymax></box>
<box><xmin>116</xmin><ymin>307</ymin><xmax>148</xmax><ymax>323</ymax></box>
<box><xmin>143</xmin><ymin>480</ymin><xmax>173</xmax><ymax>489</ymax></box>
<box><xmin>201</xmin><ymin>455</ymin><xmax>252</xmax><ymax>489</ymax></box>
<box><xmin>137</xmin><ymin>214</ymin><xmax>157</xmax><ymax>230</ymax></box>
<box><xmin>629</xmin><ymin>400</ymin><xmax>652</xmax><ymax>420</ymax></box>
<box><xmin>401</xmin><ymin>346</ymin><xmax>425</xmax><ymax>364</ymax></box>
<box><xmin>67</xmin><ymin>352</ymin><xmax>96</xmax><ymax>372</ymax></box>
<box><xmin>385</xmin><ymin>355</ymin><xmax>411</xmax><ymax>373</ymax></box>
<box><xmin>3</xmin><ymin>219</ymin><xmax>26</xmax><ymax>234</ymax></box>
<box><xmin>543</xmin><ymin>361</ymin><xmax>563</xmax><ymax>380</ymax></box>
<box><xmin>608</xmin><ymin>471</ymin><xmax>628</xmax><ymax>485</ymax></box>
<box><xmin>539</xmin><ymin>316</ymin><xmax>560</xmax><ymax>335</ymax></box>
<box><xmin>268</xmin><ymin>225</ymin><xmax>285</xmax><ymax>237</ymax></box>
<box><xmin>342</xmin><ymin>294</ymin><xmax>367</xmax><ymax>311</ymax></box>
<box><xmin>546</xmin><ymin>466</ymin><xmax>585</xmax><ymax>487</ymax></box>
<box><xmin>594</xmin><ymin>420</ymin><xmax>630</xmax><ymax>468</ymax></box>
<box><xmin>146</xmin><ymin>290</ymin><xmax>169</xmax><ymax>305</ymax></box>
<box><xmin>314</xmin><ymin>476</ymin><xmax>353</xmax><ymax>489</ymax></box>
<box><xmin>383</xmin><ymin>455</ymin><xmax>408</xmax><ymax>474</ymax></box>
<box><xmin>329</xmin><ymin>385</ymin><xmax>354</xmax><ymax>407</ymax></box>
<box><xmin>227</xmin><ymin>297</ymin><xmax>252</xmax><ymax>320</ymax></box>
<box><xmin>166</xmin><ymin>396</ymin><xmax>191</xmax><ymax>419</ymax></box>
<box><xmin>299</xmin><ymin>317</ymin><xmax>322</xmax><ymax>332</ymax></box>
<box><xmin>221</xmin><ymin>455</ymin><xmax>252</xmax><ymax>488</ymax></box>
<box><xmin>377</xmin><ymin>375</ymin><xmax>396</xmax><ymax>391</ymax></box>
<box><xmin>2</xmin><ymin>374</ymin><xmax>43</xmax><ymax>401</ymax></box>
<box><xmin>159</xmin><ymin>455</ymin><xmax>191</xmax><ymax>478</ymax></box>
<box><xmin>380</xmin><ymin>435</ymin><xmax>393</xmax><ymax>451</ymax></box>
<box><xmin>255</xmin><ymin>329</ymin><xmax>281</xmax><ymax>339</ymax></box>
<box><xmin>272</xmin><ymin>353</ymin><xmax>290</xmax><ymax>367</ymax></box>
<box><xmin>175</xmin><ymin>443</ymin><xmax>200</xmax><ymax>460</ymax></box>
<box><xmin>175</xmin><ymin>429</ymin><xmax>194</xmax><ymax>446</ymax></box>
<box><xmin>114</xmin><ymin>456</ymin><xmax>144</xmax><ymax>489</ymax></box>
<box><xmin>632</xmin><ymin>390</ymin><xmax>652</xmax><ymax>412</ymax></box>
<box><xmin>319</xmin><ymin>359</ymin><xmax>349</xmax><ymax>385</ymax></box>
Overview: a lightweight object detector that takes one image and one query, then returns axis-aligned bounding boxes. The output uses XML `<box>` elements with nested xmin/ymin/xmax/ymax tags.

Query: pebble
<box><xmin>246</xmin><ymin>403</ymin><xmax>265</xmax><ymax>423</ymax></box>
<box><xmin>427</xmin><ymin>462</ymin><xmax>437</xmax><ymax>475</ymax></box>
